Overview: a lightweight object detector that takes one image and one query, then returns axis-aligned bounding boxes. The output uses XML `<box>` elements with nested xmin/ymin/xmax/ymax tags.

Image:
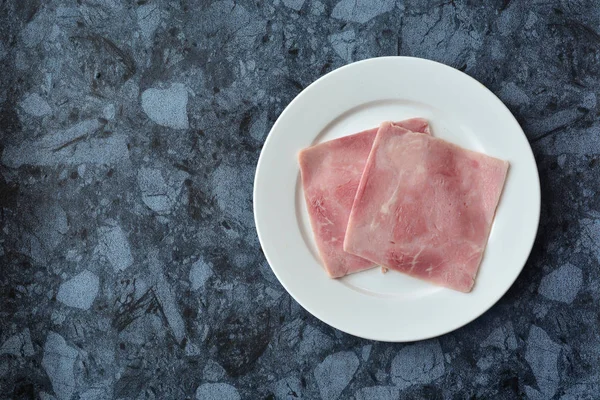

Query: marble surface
<box><xmin>0</xmin><ymin>1</ymin><xmax>599</xmax><ymax>399</ymax></box>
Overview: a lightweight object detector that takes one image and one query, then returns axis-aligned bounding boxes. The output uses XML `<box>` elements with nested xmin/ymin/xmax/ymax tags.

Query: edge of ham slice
<box><xmin>344</xmin><ymin>121</ymin><xmax>509</xmax><ymax>292</ymax></box>
<box><xmin>298</xmin><ymin>118</ymin><xmax>431</xmax><ymax>278</ymax></box>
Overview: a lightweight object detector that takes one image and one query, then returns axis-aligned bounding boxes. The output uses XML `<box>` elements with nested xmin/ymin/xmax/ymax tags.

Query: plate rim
<box><xmin>253</xmin><ymin>56</ymin><xmax>541</xmax><ymax>342</ymax></box>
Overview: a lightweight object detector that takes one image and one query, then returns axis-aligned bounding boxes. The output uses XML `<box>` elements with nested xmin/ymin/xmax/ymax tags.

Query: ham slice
<box><xmin>299</xmin><ymin>118</ymin><xmax>431</xmax><ymax>278</ymax></box>
<box><xmin>344</xmin><ymin>122</ymin><xmax>508</xmax><ymax>292</ymax></box>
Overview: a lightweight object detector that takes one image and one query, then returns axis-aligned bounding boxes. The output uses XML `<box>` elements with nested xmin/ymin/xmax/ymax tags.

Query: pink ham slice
<box><xmin>344</xmin><ymin>122</ymin><xmax>509</xmax><ymax>292</ymax></box>
<box><xmin>299</xmin><ymin>118</ymin><xmax>431</xmax><ymax>278</ymax></box>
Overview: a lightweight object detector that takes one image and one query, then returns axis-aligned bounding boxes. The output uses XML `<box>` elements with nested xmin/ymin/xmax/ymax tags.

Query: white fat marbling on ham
<box><xmin>344</xmin><ymin>122</ymin><xmax>508</xmax><ymax>292</ymax></box>
<box><xmin>298</xmin><ymin>118</ymin><xmax>431</xmax><ymax>278</ymax></box>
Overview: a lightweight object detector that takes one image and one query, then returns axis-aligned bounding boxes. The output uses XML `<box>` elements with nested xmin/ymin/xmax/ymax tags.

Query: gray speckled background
<box><xmin>0</xmin><ymin>1</ymin><xmax>598</xmax><ymax>399</ymax></box>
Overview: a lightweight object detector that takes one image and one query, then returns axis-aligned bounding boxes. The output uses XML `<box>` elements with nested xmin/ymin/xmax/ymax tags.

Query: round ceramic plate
<box><xmin>253</xmin><ymin>57</ymin><xmax>540</xmax><ymax>342</ymax></box>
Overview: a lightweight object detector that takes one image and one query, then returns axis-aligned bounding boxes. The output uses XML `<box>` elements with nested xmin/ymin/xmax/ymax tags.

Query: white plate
<box><xmin>253</xmin><ymin>57</ymin><xmax>540</xmax><ymax>342</ymax></box>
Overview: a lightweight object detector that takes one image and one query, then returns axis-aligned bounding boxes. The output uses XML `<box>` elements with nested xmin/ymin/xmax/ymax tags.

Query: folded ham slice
<box><xmin>298</xmin><ymin>119</ymin><xmax>430</xmax><ymax>278</ymax></box>
<box><xmin>344</xmin><ymin>122</ymin><xmax>508</xmax><ymax>292</ymax></box>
